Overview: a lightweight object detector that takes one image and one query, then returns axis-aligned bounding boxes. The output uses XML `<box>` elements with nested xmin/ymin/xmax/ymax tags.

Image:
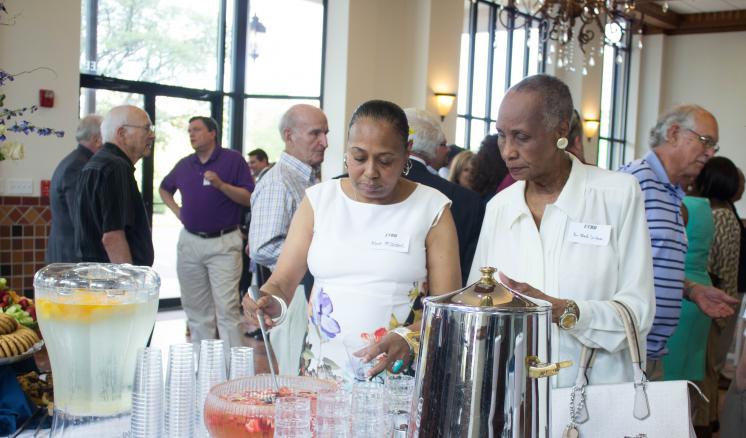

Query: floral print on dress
<box><xmin>310</xmin><ymin>288</ymin><xmax>340</xmax><ymax>341</ymax></box>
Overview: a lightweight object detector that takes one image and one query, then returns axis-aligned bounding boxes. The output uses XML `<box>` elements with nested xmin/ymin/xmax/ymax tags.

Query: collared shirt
<box><xmin>47</xmin><ymin>144</ymin><xmax>93</xmax><ymax>263</ymax></box>
<box><xmin>249</xmin><ymin>152</ymin><xmax>316</xmax><ymax>270</ymax></box>
<box><xmin>74</xmin><ymin>142</ymin><xmax>154</xmax><ymax>266</ymax></box>
<box><xmin>409</xmin><ymin>155</ymin><xmax>439</xmax><ymax>175</ymax></box>
<box><xmin>469</xmin><ymin>156</ymin><xmax>655</xmax><ymax>387</ymax></box>
<box><xmin>160</xmin><ymin>146</ymin><xmax>254</xmax><ymax>234</ymax></box>
<box><xmin>619</xmin><ymin>150</ymin><xmax>687</xmax><ymax>359</ymax></box>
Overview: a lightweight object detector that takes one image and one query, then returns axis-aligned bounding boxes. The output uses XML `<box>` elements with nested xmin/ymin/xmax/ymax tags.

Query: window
<box><xmin>79</xmin><ymin>0</ymin><xmax>326</xmax><ymax>306</ymax></box>
<box><xmin>597</xmin><ymin>24</ymin><xmax>632</xmax><ymax>170</ymax></box>
<box><xmin>456</xmin><ymin>0</ymin><xmax>546</xmax><ymax>149</ymax></box>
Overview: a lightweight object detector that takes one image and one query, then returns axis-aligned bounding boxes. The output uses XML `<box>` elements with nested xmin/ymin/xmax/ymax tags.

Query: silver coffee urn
<box><xmin>408</xmin><ymin>267</ymin><xmax>570</xmax><ymax>438</ymax></box>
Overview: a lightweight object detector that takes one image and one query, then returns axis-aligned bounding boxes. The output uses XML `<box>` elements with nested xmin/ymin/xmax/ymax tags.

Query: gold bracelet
<box><xmin>391</xmin><ymin>327</ymin><xmax>420</xmax><ymax>357</ymax></box>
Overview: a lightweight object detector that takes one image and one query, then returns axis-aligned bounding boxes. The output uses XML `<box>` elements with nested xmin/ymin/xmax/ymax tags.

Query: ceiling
<box><xmin>661</xmin><ymin>0</ymin><xmax>746</xmax><ymax>14</ymax></box>
<box><xmin>639</xmin><ymin>0</ymin><xmax>746</xmax><ymax>34</ymax></box>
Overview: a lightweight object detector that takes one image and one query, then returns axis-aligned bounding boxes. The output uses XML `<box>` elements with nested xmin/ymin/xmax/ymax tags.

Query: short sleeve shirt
<box><xmin>160</xmin><ymin>147</ymin><xmax>254</xmax><ymax>234</ymax></box>
<box><xmin>74</xmin><ymin>143</ymin><xmax>154</xmax><ymax>266</ymax></box>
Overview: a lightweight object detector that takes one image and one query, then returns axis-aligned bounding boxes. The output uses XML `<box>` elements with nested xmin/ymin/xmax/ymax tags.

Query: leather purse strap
<box><xmin>570</xmin><ymin>300</ymin><xmax>650</xmax><ymax>421</ymax></box>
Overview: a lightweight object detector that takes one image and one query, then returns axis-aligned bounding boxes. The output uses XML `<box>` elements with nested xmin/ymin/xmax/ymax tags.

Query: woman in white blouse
<box><xmin>468</xmin><ymin>74</ymin><xmax>655</xmax><ymax>388</ymax></box>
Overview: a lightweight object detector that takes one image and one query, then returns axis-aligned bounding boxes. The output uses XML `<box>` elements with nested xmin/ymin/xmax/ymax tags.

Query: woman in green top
<box><xmin>662</xmin><ymin>193</ymin><xmax>713</xmax><ymax>381</ymax></box>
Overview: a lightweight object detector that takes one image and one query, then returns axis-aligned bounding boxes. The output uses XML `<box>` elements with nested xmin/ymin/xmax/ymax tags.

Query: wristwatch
<box><xmin>558</xmin><ymin>300</ymin><xmax>579</xmax><ymax>330</ymax></box>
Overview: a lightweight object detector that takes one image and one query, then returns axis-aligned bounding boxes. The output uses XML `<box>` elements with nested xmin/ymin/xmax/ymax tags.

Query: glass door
<box><xmin>151</xmin><ymin>96</ymin><xmax>212</xmax><ymax>301</ymax></box>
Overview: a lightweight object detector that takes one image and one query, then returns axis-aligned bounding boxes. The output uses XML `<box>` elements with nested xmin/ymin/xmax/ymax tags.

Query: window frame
<box><xmin>79</xmin><ymin>0</ymin><xmax>327</xmax><ymax>309</ymax></box>
<box><xmin>457</xmin><ymin>0</ymin><xmax>547</xmax><ymax>149</ymax></box>
<box><xmin>597</xmin><ymin>28</ymin><xmax>633</xmax><ymax>169</ymax></box>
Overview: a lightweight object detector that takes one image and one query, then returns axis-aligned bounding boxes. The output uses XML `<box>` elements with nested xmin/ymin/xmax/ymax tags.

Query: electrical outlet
<box><xmin>6</xmin><ymin>179</ymin><xmax>33</xmax><ymax>195</ymax></box>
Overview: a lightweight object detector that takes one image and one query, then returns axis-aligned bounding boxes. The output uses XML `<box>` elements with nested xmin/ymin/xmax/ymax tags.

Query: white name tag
<box><xmin>567</xmin><ymin>222</ymin><xmax>611</xmax><ymax>246</ymax></box>
<box><xmin>369</xmin><ymin>232</ymin><xmax>410</xmax><ymax>253</ymax></box>
<box><xmin>202</xmin><ymin>177</ymin><xmax>210</xmax><ymax>186</ymax></box>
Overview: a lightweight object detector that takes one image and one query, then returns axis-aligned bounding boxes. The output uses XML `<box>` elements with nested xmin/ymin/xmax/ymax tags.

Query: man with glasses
<box><xmin>620</xmin><ymin>105</ymin><xmax>738</xmax><ymax>381</ymax></box>
<box><xmin>160</xmin><ymin>116</ymin><xmax>254</xmax><ymax>349</ymax></box>
<box><xmin>74</xmin><ymin>105</ymin><xmax>155</xmax><ymax>266</ymax></box>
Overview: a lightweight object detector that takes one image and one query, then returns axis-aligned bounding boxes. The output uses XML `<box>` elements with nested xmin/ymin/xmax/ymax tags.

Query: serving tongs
<box><xmin>248</xmin><ymin>286</ymin><xmax>280</xmax><ymax>402</ymax></box>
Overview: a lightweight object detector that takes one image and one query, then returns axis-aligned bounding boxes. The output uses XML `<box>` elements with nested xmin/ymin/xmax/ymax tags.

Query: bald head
<box><xmin>278</xmin><ymin>104</ymin><xmax>329</xmax><ymax>166</ymax></box>
<box><xmin>101</xmin><ymin>105</ymin><xmax>155</xmax><ymax>164</ymax></box>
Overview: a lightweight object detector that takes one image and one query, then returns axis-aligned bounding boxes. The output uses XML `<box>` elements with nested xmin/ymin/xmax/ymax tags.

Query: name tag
<box><xmin>202</xmin><ymin>177</ymin><xmax>210</xmax><ymax>186</ymax></box>
<box><xmin>567</xmin><ymin>222</ymin><xmax>611</xmax><ymax>246</ymax></box>
<box><xmin>369</xmin><ymin>232</ymin><xmax>410</xmax><ymax>253</ymax></box>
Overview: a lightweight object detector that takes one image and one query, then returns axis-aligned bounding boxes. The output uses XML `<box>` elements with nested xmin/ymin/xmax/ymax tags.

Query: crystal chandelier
<box><xmin>499</xmin><ymin>0</ymin><xmax>644</xmax><ymax>74</ymax></box>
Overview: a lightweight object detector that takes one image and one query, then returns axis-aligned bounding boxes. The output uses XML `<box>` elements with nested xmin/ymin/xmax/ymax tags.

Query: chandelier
<box><xmin>498</xmin><ymin>0</ymin><xmax>653</xmax><ymax>74</ymax></box>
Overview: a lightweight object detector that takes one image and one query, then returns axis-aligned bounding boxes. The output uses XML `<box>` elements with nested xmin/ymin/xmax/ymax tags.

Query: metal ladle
<box><xmin>248</xmin><ymin>286</ymin><xmax>280</xmax><ymax>401</ymax></box>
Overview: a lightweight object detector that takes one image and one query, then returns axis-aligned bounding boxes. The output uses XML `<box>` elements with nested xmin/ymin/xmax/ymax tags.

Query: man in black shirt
<box><xmin>74</xmin><ymin>105</ymin><xmax>155</xmax><ymax>266</ymax></box>
<box><xmin>46</xmin><ymin>114</ymin><xmax>103</xmax><ymax>263</ymax></box>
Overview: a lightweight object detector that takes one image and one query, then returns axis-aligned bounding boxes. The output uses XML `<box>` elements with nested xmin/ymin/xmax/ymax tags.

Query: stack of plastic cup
<box><xmin>196</xmin><ymin>339</ymin><xmax>227</xmax><ymax>437</ymax></box>
<box><xmin>385</xmin><ymin>375</ymin><xmax>415</xmax><ymax>435</ymax></box>
<box><xmin>165</xmin><ymin>343</ymin><xmax>196</xmax><ymax>438</ymax></box>
<box><xmin>130</xmin><ymin>347</ymin><xmax>163</xmax><ymax>438</ymax></box>
<box><xmin>228</xmin><ymin>346</ymin><xmax>255</xmax><ymax>380</ymax></box>
<box><xmin>275</xmin><ymin>396</ymin><xmax>312</xmax><ymax>437</ymax></box>
<box><xmin>316</xmin><ymin>388</ymin><xmax>352</xmax><ymax>437</ymax></box>
<box><xmin>351</xmin><ymin>381</ymin><xmax>388</xmax><ymax>437</ymax></box>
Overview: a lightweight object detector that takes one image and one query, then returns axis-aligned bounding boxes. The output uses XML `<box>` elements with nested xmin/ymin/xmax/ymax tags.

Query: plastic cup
<box><xmin>343</xmin><ymin>333</ymin><xmax>375</xmax><ymax>381</ymax></box>
<box><xmin>196</xmin><ymin>339</ymin><xmax>227</xmax><ymax>437</ymax></box>
<box><xmin>165</xmin><ymin>343</ymin><xmax>196</xmax><ymax>438</ymax></box>
<box><xmin>228</xmin><ymin>346</ymin><xmax>255</xmax><ymax>380</ymax></box>
<box><xmin>316</xmin><ymin>388</ymin><xmax>351</xmax><ymax>438</ymax></box>
<box><xmin>351</xmin><ymin>381</ymin><xmax>388</xmax><ymax>437</ymax></box>
<box><xmin>275</xmin><ymin>396</ymin><xmax>311</xmax><ymax>437</ymax></box>
<box><xmin>385</xmin><ymin>375</ymin><xmax>415</xmax><ymax>433</ymax></box>
<box><xmin>130</xmin><ymin>347</ymin><xmax>163</xmax><ymax>438</ymax></box>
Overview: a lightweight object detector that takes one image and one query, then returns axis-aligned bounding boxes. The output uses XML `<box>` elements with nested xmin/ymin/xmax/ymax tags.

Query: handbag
<box><xmin>550</xmin><ymin>301</ymin><xmax>706</xmax><ymax>438</ymax></box>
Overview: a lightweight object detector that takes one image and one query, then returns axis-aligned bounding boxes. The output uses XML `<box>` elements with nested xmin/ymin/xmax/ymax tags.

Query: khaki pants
<box><xmin>177</xmin><ymin>228</ymin><xmax>244</xmax><ymax>350</ymax></box>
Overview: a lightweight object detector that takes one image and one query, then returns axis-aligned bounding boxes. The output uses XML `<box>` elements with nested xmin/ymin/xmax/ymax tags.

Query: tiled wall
<box><xmin>0</xmin><ymin>196</ymin><xmax>50</xmax><ymax>295</ymax></box>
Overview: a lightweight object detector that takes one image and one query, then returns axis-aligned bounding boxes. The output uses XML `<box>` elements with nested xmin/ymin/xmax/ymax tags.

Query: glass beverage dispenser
<box><xmin>34</xmin><ymin>263</ymin><xmax>160</xmax><ymax>437</ymax></box>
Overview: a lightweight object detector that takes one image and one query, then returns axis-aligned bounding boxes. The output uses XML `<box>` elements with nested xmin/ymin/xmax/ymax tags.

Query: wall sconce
<box><xmin>583</xmin><ymin>118</ymin><xmax>600</xmax><ymax>141</ymax></box>
<box><xmin>434</xmin><ymin>93</ymin><xmax>456</xmax><ymax>121</ymax></box>
<box><xmin>248</xmin><ymin>14</ymin><xmax>267</xmax><ymax>61</ymax></box>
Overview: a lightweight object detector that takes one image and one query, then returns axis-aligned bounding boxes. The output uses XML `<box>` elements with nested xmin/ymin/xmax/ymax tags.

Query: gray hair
<box><xmin>101</xmin><ymin>105</ymin><xmax>144</xmax><ymax>143</ymax></box>
<box><xmin>75</xmin><ymin>114</ymin><xmax>103</xmax><ymax>142</ymax></box>
<box><xmin>649</xmin><ymin>104</ymin><xmax>708</xmax><ymax>148</ymax></box>
<box><xmin>509</xmin><ymin>74</ymin><xmax>574</xmax><ymax>134</ymax></box>
<box><xmin>403</xmin><ymin>108</ymin><xmax>445</xmax><ymax>162</ymax></box>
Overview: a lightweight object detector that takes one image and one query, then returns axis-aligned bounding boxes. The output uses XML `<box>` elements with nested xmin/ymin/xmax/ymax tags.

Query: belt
<box><xmin>186</xmin><ymin>226</ymin><xmax>238</xmax><ymax>239</ymax></box>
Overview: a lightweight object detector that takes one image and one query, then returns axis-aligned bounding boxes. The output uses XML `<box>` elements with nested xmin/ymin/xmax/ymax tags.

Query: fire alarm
<box><xmin>39</xmin><ymin>89</ymin><xmax>55</xmax><ymax>108</ymax></box>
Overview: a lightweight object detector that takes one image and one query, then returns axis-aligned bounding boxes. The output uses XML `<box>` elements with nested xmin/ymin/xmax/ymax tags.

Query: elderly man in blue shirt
<box><xmin>620</xmin><ymin>105</ymin><xmax>739</xmax><ymax>380</ymax></box>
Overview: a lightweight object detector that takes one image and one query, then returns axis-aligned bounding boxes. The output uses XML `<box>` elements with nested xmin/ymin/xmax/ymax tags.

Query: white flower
<box><xmin>0</xmin><ymin>141</ymin><xmax>25</xmax><ymax>160</ymax></box>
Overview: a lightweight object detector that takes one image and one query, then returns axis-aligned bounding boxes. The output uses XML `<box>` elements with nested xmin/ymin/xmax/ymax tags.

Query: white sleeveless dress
<box><xmin>299</xmin><ymin>179</ymin><xmax>451</xmax><ymax>384</ymax></box>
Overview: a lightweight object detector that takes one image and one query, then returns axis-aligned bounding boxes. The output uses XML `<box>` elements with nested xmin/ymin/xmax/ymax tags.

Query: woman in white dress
<box><xmin>243</xmin><ymin>100</ymin><xmax>461</xmax><ymax>384</ymax></box>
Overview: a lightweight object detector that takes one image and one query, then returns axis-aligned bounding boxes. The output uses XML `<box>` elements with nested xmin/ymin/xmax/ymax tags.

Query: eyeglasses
<box><xmin>123</xmin><ymin>123</ymin><xmax>156</xmax><ymax>134</ymax></box>
<box><xmin>686</xmin><ymin>128</ymin><xmax>719</xmax><ymax>153</ymax></box>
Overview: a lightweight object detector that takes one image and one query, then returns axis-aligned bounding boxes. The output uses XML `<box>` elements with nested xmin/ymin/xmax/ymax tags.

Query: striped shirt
<box><xmin>619</xmin><ymin>151</ymin><xmax>687</xmax><ymax>359</ymax></box>
<box><xmin>249</xmin><ymin>152</ymin><xmax>317</xmax><ymax>271</ymax></box>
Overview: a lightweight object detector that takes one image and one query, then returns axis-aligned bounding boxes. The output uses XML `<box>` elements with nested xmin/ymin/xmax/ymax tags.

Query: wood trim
<box><xmin>637</xmin><ymin>6</ymin><xmax>746</xmax><ymax>35</ymax></box>
<box><xmin>670</xmin><ymin>10</ymin><xmax>746</xmax><ymax>35</ymax></box>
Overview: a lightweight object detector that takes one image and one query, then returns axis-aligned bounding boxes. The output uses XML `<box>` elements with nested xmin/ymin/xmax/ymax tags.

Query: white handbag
<box><xmin>550</xmin><ymin>301</ymin><xmax>705</xmax><ymax>438</ymax></box>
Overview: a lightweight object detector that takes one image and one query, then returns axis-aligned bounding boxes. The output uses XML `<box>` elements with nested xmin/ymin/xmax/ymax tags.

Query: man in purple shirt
<box><xmin>160</xmin><ymin>116</ymin><xmax>254</xmax><ymax>349</ymax></box>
